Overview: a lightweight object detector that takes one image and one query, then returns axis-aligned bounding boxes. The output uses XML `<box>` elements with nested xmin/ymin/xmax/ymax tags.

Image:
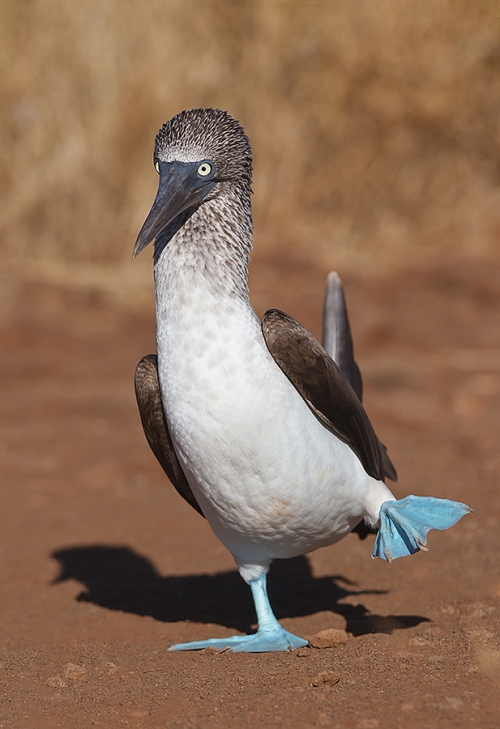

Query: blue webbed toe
<box><xmin>373</xmin><ymin>495</ymin><xmax>472</xmax><ymax>562</ymax></box>
<box><xmin>169</xmin><ymin>572</ymin><xmax>308</xmax><ymax>652</ymax></box>
<box><xmin>169</xmin><ymin>628</ymin><xmax>307</xmax><ymax>653</ymax></box>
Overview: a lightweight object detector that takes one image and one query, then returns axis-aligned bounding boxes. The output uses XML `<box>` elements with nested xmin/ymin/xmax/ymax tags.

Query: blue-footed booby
<box><xmin>133</xmin><ymin>108</ymin><xmax>471</xmax><ymax>652</ymax></box>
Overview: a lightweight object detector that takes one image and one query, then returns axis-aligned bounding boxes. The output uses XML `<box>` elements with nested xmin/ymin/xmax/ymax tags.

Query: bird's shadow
<box><xmin>51</xmin><ymin>545</ymin><xmax>428</xmax><ymax>636</ymax></box>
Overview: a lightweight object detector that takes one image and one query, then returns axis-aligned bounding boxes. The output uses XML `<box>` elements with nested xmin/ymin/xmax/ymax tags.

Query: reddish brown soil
<box><xmin>0</xmin><ymin>259</ymin><xmax>499</xmax><ymax>728</ymax></box>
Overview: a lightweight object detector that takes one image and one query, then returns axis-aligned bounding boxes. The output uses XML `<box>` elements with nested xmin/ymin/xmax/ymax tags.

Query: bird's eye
<box><xmin>154</xmin><ymin>160</ymin><xmax>160</xmax><ymax>174</ymax></box>
<box><xmin>197</xmin><ymin>162</ymin><xmax>212</xmax><ymax>177</ymax></box>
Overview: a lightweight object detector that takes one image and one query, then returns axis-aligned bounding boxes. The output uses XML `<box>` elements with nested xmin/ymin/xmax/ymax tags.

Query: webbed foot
<box><xmin>169</xmin><ymin>571</ymin><xmax>308</xmax><ymax>652</ymax></box>
<box><xmin>169</xmin><ymin>627</ymin><xmax>307</xmax><ymax>653</ymax></box>
<box><xmin>373</xmin><ymin>495</ymin><xmax>472</xmax><ymax>562</ymax></box>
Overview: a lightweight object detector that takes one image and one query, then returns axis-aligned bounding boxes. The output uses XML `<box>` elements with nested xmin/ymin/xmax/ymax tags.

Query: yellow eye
<box><xmin>197</xmin><ymin>162</ymin><xmax>212</xmax><ymax>177</ymax></box>
<box><xmin>155</xmin><ymin>160</ymin><xmax>160</xmax><ymax>174</ymax></box>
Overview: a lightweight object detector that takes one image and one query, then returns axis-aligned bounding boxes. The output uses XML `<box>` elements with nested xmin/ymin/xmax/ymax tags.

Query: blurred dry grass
<box><xmin>1</xmin><ymin>0</ymin><xmax>500</xmax><ymax>287</ymax></box>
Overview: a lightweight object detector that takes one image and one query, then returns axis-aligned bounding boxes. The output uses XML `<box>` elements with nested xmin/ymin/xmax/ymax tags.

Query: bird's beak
<box><xmin>133</xmin><ymin>162</ymin><xmax>216</xmax><ymax>257</ymax></box>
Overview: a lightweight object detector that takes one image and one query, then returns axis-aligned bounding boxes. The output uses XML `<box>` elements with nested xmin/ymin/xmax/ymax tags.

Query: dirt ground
<box><xmin>0</xmin><ymin>257</ymin><xmax>499</xmax><ymax>728</ymax></box>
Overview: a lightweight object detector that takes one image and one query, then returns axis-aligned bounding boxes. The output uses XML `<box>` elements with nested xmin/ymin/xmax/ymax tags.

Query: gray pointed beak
<box><xmin>133</xmin><ymin>162</ymin><xmax>216</xmax><ymax>257</ymax></box>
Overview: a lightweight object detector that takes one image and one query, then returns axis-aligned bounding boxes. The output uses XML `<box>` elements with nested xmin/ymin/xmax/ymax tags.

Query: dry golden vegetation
<box><xmin>1</xmin><ymin>0</ymin><xmax>500</xmax><ymax>283</ymax></box>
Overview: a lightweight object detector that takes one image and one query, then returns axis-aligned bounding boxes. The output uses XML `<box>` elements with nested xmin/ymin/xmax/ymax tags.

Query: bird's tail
<box><xmin>372</xmin><ymin>495</ymin><xmax>472</xmax><ymax>562</ymax></box>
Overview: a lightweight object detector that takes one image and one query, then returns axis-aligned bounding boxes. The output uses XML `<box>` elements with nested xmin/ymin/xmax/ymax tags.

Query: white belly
<box><xmin>155</xmin><ymin>267</ymin><xmax>393</xmax><ymax>577</ymax></box>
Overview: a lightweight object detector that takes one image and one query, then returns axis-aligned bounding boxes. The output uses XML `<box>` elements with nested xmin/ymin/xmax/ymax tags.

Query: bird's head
<box><xmin>133</xmin><ymin>108</ymin><xmax>253</xmax><ymax>257</ymax></box>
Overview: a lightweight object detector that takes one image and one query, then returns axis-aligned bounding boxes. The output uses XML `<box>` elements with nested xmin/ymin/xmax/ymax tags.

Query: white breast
<box><xmin>154</xmin><ymin>254</ymin><xmax>394</xmax><ymax>578</ymax></box>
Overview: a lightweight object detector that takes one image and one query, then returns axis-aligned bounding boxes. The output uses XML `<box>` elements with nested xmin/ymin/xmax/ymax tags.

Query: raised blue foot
<box><xmin>169</xmin><ymin>571</ymin><xmax>308</xmax><ymax>653</ymax></box>
<box><xmin>373</xmin><ymin>495</ymin><xmax>472</xmax><ymax>562</ymax></box>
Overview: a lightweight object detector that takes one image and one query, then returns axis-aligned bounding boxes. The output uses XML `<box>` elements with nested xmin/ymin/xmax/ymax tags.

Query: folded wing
<box><xmin>134</xmin><ymin>354</ymin><xmax>204</xmax><ymax>517</ymax></box>
<box><xmin>262</xmin><ymin>308</ymin><xmax>389</xmax><ymax>482</ymax></box>
<box><xmin>322</xmin><ymin>272</ymin><xmax>397</xmax><ymax>482</ymax></box>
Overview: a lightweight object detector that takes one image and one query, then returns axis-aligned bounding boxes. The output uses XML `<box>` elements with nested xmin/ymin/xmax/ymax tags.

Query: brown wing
<box><xmin>322</xmin><ymin>272</ymin><xmax>397</xmax><ymax>483</ymax></box>
<box><xmin>262</xmin><ymin>309</ymin><xmax>387</xmax><ymax>482</ymax></box>
<box><xmin>134</xmin><ymin>354</ymin><xmax>204</xmax><ymax>517</ymax></box>
<box><xmin>379</xmin><ymin>441</ymin><xmax>397</xmax><ymax>482</ymax></box>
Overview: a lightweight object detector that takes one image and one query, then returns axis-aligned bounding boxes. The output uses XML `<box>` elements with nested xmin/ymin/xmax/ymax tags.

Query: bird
<box><xmin>133</xmin><ymin>108</ymin><xmax>471</xmax><ymax>652</ymax></box>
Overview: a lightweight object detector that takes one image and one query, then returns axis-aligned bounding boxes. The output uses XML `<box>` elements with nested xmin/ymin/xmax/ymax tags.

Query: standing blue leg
<box><xmin>373</xmin><ymin>495</ymin><xmax>472</xmax><ymax>562</ymax></box>
<box><xmin>169</xmin><ymin>572</ymin><xmax>308</xmax><ymax>652</ymax></box>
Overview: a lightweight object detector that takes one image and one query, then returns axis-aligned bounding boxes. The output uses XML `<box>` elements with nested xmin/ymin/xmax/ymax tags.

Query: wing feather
<box><xmin>134</xmin><ymin>354</ymin><xmax>204</xmax><ymax>517</ymax></box>
<box><xmin>262</xmin><ymin>309</ymin><xmax>386</xmax><ymax>482</ymax></box>
<box><xmin>322</xmin><ymin>272</ymin><xmax>397</xmax><ymax>482</ymax></box>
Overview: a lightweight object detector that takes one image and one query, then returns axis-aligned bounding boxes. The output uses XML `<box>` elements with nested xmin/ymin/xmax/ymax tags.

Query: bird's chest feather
<box><xmin>155</xmin><ymin>271</ymin><xmax>297</xmax><ymax>481</ymax></box>
<box><xmin>153</xmin><ymin>261</ymin><xmax>370</xmax><ymax>546</ymax></box>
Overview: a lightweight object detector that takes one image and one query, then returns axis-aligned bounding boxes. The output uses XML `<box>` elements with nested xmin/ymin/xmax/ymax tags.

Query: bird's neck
<box><xmin>153</xmin><ymin>188</ymin><xmax>253</xmax><ymax>304</ymax></box>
